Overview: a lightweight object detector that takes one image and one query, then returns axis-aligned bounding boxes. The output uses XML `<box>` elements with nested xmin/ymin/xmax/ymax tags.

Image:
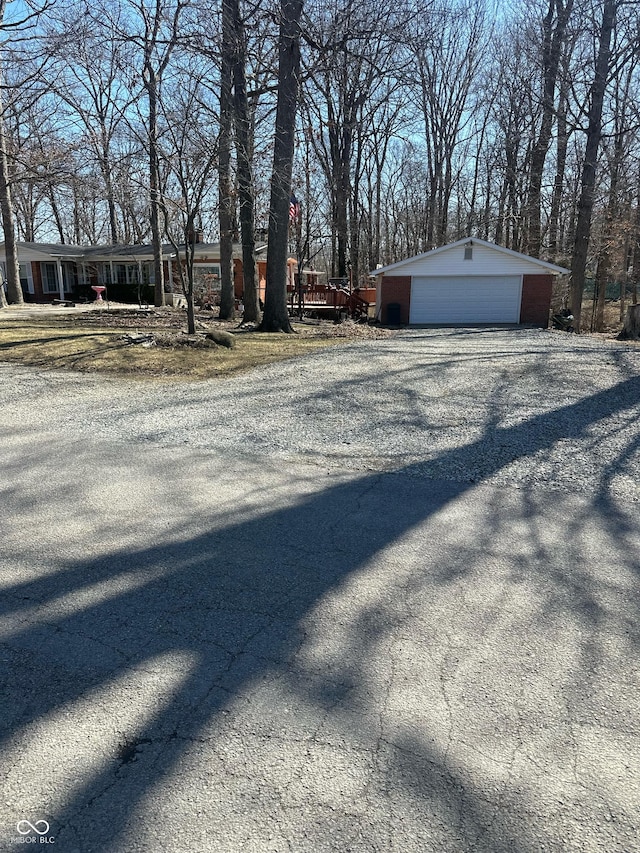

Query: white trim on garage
<box><xmin>409</xmin><ymin>275</ymin><xmax>522</xmax><ymax>324</ymax></box>
<box><xmin>371</xmin><ymin>238</ymin><xmax>570</xmax><ymax>277</ymax></box>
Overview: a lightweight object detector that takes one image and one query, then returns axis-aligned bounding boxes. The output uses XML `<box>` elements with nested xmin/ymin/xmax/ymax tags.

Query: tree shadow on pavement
<box><xmin>1</xmin><ymin>375</ymin><xmax>640</xmax><ymax>851</ymax></box>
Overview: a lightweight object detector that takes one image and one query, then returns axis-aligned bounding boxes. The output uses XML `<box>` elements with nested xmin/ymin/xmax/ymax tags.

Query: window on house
<box><xmin>2</xmin><ymin>262</ymin><xmax>34</xmax><ymax>294</ymax></box>
<box><xmin>78</xmin><ymin>265</ymin><xmax>89</xmax><ymax>286</ymax></box>
<box><xmin>95</xmin><ymin>263</ymin><xmax>107</xmax><ymax>285</ymax></box>
<box><xmin>19</xmin><ymin>264</ymin><xmax>34</xmax><ymax>294</ymax></box>
<box><xmin>62</xmin><ymin>262</ymin><xmax>76</xmax><ymax>290</ymax></box>
<box><xmin>193</xmin><ymin>264</ymin><xmax>221</xmax><ymax>293</ymax></box>
<box><xmin>143</xmin><ymin>263</ymin><xmax>155</xmax><ymax>284</ymax></box>
<box><xmin>113</xmin><ymin>264</ymin><xmax>142</xmax><ymax>285</ymax></box>
<box><xmin>41</xmin><ymin>262</ymin><xmax>60</xmax><ymax>293</ymax></box>
<box><xmin>464</xmin><ymin>245</ymin><xmax>473</xmax><ymax>260</ymax></box>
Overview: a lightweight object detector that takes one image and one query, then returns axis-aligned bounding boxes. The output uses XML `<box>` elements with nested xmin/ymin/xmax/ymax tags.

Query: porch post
<box><xmin>109</xmin><ymin>260</ymin><xmax>115</xmax><ymax>288</ymax></box>
<box><xmin>168</xmin><ymin>255</ymin><xmax>174</xmax><ymax>291</ymax></box>
<box><xmin>55</xmin><ymin>258</ymin><xmax>64</xmax><ymax>300</ymax></box>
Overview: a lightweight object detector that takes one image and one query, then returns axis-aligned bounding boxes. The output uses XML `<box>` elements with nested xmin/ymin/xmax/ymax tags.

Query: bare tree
<box><xmin>632</xmin><ymin>160</ymin><xmax>640</xmax><ymax>307</ymax></box>
<box><xmin>303</xmin><ymin>0</ymin><xmax>409</xmax><ymax>278</ymax></box>
<box><xmin>489</xmin><ymin>34</ymin><xmax>538</xmax><ymax>251</ymax></box>
<box><xmin>205</xmin><ymin>0</ymin><xmax>270</xmax><ymax>323</ymax></box>
<box><xmin>0</xmin><ymin>0</ymin><xmax>51</xmax><ymax>305</ymax></box>
<box><xmin>548</xmin><ymin>43</ymin><xmax>573</xmax><ymax>260</ymax></box>
<box><xmin>525</xmin><ymin>0</ymin><xmax>574</xmax><ymax>257</ymax></box>
<box><xmin>0</xmin><ymin>71</ymin><xmax>22</xmax><ymax>303</ymax></box>
<box><xmin>359</xmin><ymin>94</ymin><xmax>406</xmax><ymax>275</ymax></box>
<box><xmin>231</xmin><ymin>0</ymin><xmax>260</xmax><ymax>323</ymax></box>
<box><xmin>591</xmin><ymin>53</ymin><xmax>637</xmax><ymax>330</ymax></box>
<box><xmin>218</xmin><ymin>0</ymin><xmax>236</xmax><ymax>321</ymax></box>
<box><xmin>569</xmin><ymin>0</ymin><xmax>617</xmax><ymax>331</ymax></box>
<box><xmin>45</xmin><ymin>2</ymin><xmax>136</xmax><ymax>245</ymax></box>
<box><xmin>260</xmin><ymin>0</ymin><xmax>303</xmax><ymax>333</ymax></box>
<box><xmin>159</xmin><ymin>67</ymin><xmax>219</xmax><ymax>334</ymax></box>
<box><xmin>113</xmin><ymin>0</ymin><xmax>187</xmax><ymax>307</ymax></box>
<box><xmin>409</xmin><ymin>0</ymin><xmax>487</xmax><ymax>248</ymax></box>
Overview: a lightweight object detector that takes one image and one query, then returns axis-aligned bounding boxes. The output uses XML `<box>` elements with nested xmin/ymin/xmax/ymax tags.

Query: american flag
<box><xmin>289</xmin><ymin>193</ymin><xmax>301</xmax><ymax>224</ymax></box>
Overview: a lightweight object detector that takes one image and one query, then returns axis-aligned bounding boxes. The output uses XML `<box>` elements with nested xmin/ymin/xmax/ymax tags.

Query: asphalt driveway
<box><xmin>0</xmin><ymin>328</ymin><xmax>639</xmax><ymax>852</ymax></box>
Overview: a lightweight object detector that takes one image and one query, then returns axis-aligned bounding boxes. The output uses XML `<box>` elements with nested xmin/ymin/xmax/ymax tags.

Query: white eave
<box><xmin>370</xmin><ymin>237</ymin><xmax>570</xmax><ymax>277</ymax></box>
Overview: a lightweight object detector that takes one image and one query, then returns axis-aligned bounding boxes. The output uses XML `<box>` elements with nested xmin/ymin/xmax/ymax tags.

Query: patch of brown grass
<box><xmin>0</xmin><ymin>311</ymin><xmax>361</xmax><ymax>379</ymax></box>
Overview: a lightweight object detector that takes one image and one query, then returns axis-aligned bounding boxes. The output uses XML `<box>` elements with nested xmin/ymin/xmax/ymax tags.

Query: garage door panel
<box><xmin>410</xmin><ymin>276</ymin><xmax>521</xmax><ymax>324</ymax></box>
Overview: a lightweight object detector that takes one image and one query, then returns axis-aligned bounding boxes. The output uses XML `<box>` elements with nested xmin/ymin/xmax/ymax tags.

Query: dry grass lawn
<box><xmin>1</xmin><ymin>298</ymin><xmax>633</xmax><ymax>381</ymax></box>
<box><xmin>0</xmin><ymin>306</ymin><xmax>389</xmax><ymax>379</ymax></box>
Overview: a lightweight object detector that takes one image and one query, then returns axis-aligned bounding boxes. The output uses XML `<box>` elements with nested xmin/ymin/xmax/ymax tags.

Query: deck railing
<box><xmin>288</xmin><ymin>283</ymin><xmax>374</xmax><ymax>319</ymax></box>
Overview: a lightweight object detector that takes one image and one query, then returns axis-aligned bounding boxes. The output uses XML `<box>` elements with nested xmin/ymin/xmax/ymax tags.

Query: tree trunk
<box><xmin>0</xmin><ymin>76</ymin><xmax>22</xmax><ymax>305</ymax></box>
<box><xmin>483</xmin><ymin>161</ymin><xmax>492</xmax><ymax>241</ymax></box>
<box><xmin>185</xmin><ymin>221</ymin><xmax>196</xmax><ymax>335</ymax></box>
<box><xmin>96</xmin><ymin>114</ymin><xmax>119</xmax><ymax>245</ymax></box>
<box><xmin>232</xmin><ymin>0</ymin><xmax>259</xmax><ymax>323</ymax></box>
<box><xmin>592</xmin><ymin>110</ymin><xmax>626</xmax><ymax>331</ymax></box>
<box><xmin>372</xmin><ymin>150</ymin><xmax>384</xmax><ymax>270</ymax></box>
<box><xmin>548</xmin><ymin>75</ymin><xmax>569</xmax><ymax>259</ymax></box>
<box><xmin>593</xmin><ymin>246</ymin><xmax>609</xmax><ymax>331</ymax></box>
<box><xmin>632</xmin><ymin>162</ymin><xmax>640</xmax><ymax>306</ymax></box>
<box><xmin>617</xmin><ymin>304</ymin><xmax>640</xmax><ymax>340</ymax></box>
<box><xmin>101</xmin><ymin>150</ymin><xmax>119</xmax><ymax>245</ymax></box>
<box><xmin>48</xmin><ymin>182</ymin><xmax>65</xmax><ymax>243</ymax></box>
<box><xmin>619</xmin><ymin>260</ymin><xmax>627</xmax><ymax>324</ymax></box>
<box><xmin>72</xmin><ymin>179</ymin><xmax>82</xmax><ymax>244</ymax></box>
<box><xmin>569</xmin><ymin>0</ymin><xmax>616</xmax><ymax>331</ymax></box>
<box><xmin>146</xmin><ymin>71</ymin><xmax>165</xmax><ymax>308</ymax></box>
<box><xmin>526</xmin><ymin>0</ymin><xmax>573</xmax><ymax>258</ymax></box>
<box><xmin>260</xmin><ymin>0</ymin><xmax>303</xmax><ymax>334</ymax></box>
<box><xmin>327</xmin><ymin>103</ymin><xmax>351</xmax><ymax>278</ymax></box>
<box><xmin>349</xmin><ymin>129</ymin><xmax>363</xmax><ymax>287</ymax></box>
<box><xmin>218</xmin><ymin>0</ymin><xmax>235</xmax><ymax>321</ymax></box>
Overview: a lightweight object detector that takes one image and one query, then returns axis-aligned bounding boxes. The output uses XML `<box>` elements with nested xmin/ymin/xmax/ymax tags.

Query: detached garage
<box><xmin>373</xmin><ymin>238</ymin><xmax>569</xmax><ymax>327</ymax></box>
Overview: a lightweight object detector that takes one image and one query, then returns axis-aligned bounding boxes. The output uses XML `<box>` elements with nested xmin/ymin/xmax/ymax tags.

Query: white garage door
<box><xmin>409</xmin><ymin>275</ymin><xmax>522</xmax><ymax>324</ymax></box>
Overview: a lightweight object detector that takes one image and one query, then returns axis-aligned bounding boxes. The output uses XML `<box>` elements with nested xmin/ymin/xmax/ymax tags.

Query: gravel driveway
<box><xmin>3</xmin><ymin>326</ymin><xmax>640</xmax><ymax>492</ymax></box>
<box><xmin>1</xmin><ymin>327</ymin><xmax>639</xmax><ymax>852</ymax></box>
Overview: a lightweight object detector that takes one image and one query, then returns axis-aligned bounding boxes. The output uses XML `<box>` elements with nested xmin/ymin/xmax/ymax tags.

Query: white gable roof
<box><xmin>371</xmin><ymin>238</ymin><xmax>569</xmax><ymax>277</ymax></box>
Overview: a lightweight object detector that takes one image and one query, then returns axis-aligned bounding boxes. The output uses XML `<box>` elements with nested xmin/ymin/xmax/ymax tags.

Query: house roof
<box><xmin>0</xmin><ymin>241</ymin><xmax>268</xmax><ymax>262</ymax></box>
<box><xmin>371</xmin><ymin>238</ymin><xmax>570</xmax><ymax>276</ymax></box>
<box><xmin>5</xmin><ymin>242</ymin><xmax>89</xmax><ymax>259</ymax></box>
<box><xmin>83</xmin><ymin>242</ymin><xmax>268</xmax><ymax>261</ymax></box>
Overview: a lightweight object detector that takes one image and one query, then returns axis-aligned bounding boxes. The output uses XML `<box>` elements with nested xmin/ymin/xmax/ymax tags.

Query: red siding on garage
<box><xmin>380</xmin><ymin>276</ymin><xmax>411</xmax><ymax>324</ymax></box>
<box><xmin>520</xmin><ymin>274</ymin><xmax>553</xmax><ymax>326</ymax></box>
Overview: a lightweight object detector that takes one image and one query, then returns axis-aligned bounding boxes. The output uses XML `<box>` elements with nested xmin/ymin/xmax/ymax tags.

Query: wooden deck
<box><xmin>288</xmin><ymin>284</ymin><xmax>376</xmax><ymax>320</ymax></box>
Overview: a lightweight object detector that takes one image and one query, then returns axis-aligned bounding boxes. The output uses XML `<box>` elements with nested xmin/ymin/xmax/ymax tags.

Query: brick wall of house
<box><xmin>520</xmin><ymin>274</ymin><xmax>553</xmax><ymax>326</ymax></box>
<box><xmin>233</xmin><ymin>259</ymin><xmax>244</xmax><ymax>299</ymax></box>
<box><xmin>380</xmin><ymin>276</ymin><xmax>411</xmax><ymax>324</ymax></box>
<box><xmin>31</xmin><ymin>262</ymin><xmax>44</xmax><ymax>300</ymax></box>
<box><xmin>257</xmin><ymin>261</ymin><xmax>267</xmax><ymax>304</ymax></box>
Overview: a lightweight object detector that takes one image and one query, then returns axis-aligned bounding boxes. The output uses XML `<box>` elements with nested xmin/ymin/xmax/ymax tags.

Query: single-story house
<box><xmin>372</xmin><ymin>238</ymin><xmax>569</xmax><ymax>326</ymax></box>
<box><xmin>0</xmin><ymin>240</ymin><xmax>297</xmax><ymax>305</ymax></box>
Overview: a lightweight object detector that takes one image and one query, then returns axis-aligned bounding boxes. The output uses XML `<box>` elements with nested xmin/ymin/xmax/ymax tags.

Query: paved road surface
<box><xmin>0</xmin><ymin>328</ymin><xmax>638</xmax><ymax>852</ymax></box>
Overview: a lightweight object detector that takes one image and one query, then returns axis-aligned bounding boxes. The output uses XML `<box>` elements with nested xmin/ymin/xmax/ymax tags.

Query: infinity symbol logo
<box><xmin>17</xmin><ymin>820</ymin><xmax>50</xmax><ymax>835</ymax></box>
